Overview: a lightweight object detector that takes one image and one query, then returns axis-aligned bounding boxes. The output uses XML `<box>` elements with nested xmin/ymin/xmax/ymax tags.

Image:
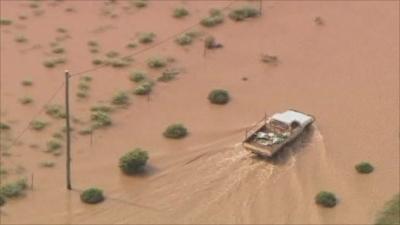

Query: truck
<box><xmin>242</xmin><ymin>109</ymin><xmax>315</xmax><ymax>157</ymax></box>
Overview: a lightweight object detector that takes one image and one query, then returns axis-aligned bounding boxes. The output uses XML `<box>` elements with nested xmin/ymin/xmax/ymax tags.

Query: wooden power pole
<box><xmin>65</xmin><ymin>70</ymin><xmax>72</xmax><ymax>190</ymax></box>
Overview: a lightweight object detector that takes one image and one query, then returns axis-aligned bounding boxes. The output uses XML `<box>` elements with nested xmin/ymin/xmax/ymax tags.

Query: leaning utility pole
<box><xmin>65</xmin><ymin>70</ymin><xmax>72</xmax><ymax>190</ymax></box>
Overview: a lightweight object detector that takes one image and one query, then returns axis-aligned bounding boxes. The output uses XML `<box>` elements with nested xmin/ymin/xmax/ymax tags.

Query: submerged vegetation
<box><xmin>200</xmin><ymin>9</ymin><xmax>224</xmax><ymax>27</ymax></box>
<box><xmin>163</xmin><ymin>124</ymin><xmax>188</xmax><ymax>139</ymax></box>
<box><xmin>81</xmin><ymin>188</ymin><xmax>104</xmax><ymax>204</ymax></box>
<box><xmin>208</xmin><ymin>89</ymin><xmax>230</xmax><ymax>105</ymax></box>
<box><xmin>91</xmin><ymin>111</ymin><xmax>112</xmax><ymax>128</ymax></box>
<box><xmin>111</xmin><ymin>91</ymin><xmax>130</xmax><ymax>105</ymax></box>
<box><xmin>30</xmin><ymin>120</ymin><xmax>47</xmax><ymax>131</ymax></box>
<box><xmin>375</xmin><ymin>194</ymin><xmax>400</xmax><ymax>225</ymax></box>
<box><xmin>147</xmin><ymin>57</ymin><xmax>167</xmax><ymax>69</ymax></box>
<box><xmin>315</xmin><ymin>191</ymin><xmax>337</xmax><ymax>208</ymax></box>
<box><xmin>119</xmin><ymin>148</ymin><xmax>149</xmax><ymax>174</ymax></box>
<box><xmin>175</xmin><ymin>32</ymin><xmax>199</xmax><ymax>46</ymax></box>
<box><xmin>0</xmin><ymin>179</ymin><xmax>28</xmax><ymax>198</ymax></box>
<box><xmin>0</xmin><ymin>18</ymin><xmax>13</xmax><ymax>26</ymax></box>
<box><xmin>355</xmin><ymin>162</ymin><xmax>374</xmax><ymax>174</ymax></box>
<box><xmin>138</xmin><ymin>32</ymin><xmax>156</xmax><ymax>44</ymax></box>
<box><xmin>46</xmin><ymin>105</ymin><xmax>66</xmax><ymax>119</ymax></box>
<box><xmin>157</xmin><ymin>69</ymin><xmax>180</xmax><ymax>82</ymax></box>
<box><xmin>229</xmin><ymin>6</ymin><xmax>260</xmax><ymax>21</ymax></box>
<box><xmin>173</xmin><ymin>7</ymin><xmax>189</xmax><ymax>18</ymax></box>
<box><xmin>130</xmin><ymin>70</ymin><xmax>147</xmax><ymax>83</ymax></box>
<box><xmin>133</xmin><ymin>82</ymin><xmax>153</xmax><ymax>95</ymax></box>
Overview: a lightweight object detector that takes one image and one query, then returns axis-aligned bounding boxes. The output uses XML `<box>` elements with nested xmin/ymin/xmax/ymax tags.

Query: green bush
<box><xmin>315</xmin><ymin>191</ymin><xmax>337</xmax><ymax>208</ymax></box>
<box><xmin>208</xmin><ymin>89</ymin><xmax>230</xmax><ymax>104</ymax></box>
<box><xmin>106</xmin><ymin>51</ymin><xmax>119</xmax><ymax>58</ymax></box>
<box><xmin>46</xmin><ymin>104</ymin><xmax>66</xmax><ymax>119</ymax></box>
<box><xmin>261</xmin><ymin>54</ymin><xmax>278</xmax><ymax>64</ymax></box>
<box><xmin>375</xmin><ymin>194</ymin><xmax>399</xmax><ymax>225</ymax></box>
<box><xmin>119</xmin><ymin>148</ymin><xmax>149</xmax><ymax>174</ymax></box>
<box><xmin>46</xmin><ymin>140</ymin><xmax>62</xmax><ymax>152</ymax></box>
<box><xmin>175</xmin><ymin>33</ymin><xmax>193</xmax><ymax>46</ymax></box>
<box><xmin>52</xmin><ymin>47</ymin><xmax>65</xmax><ymax>54</ymax></box>
<box><xmin>19</xmin><ymin>96</ymin><xmax>33</xmax><ymax>105</ymax></box>
<box><xmin>0</xmin><ymin>19</ymin><xmax>13</xmax><ymax>26</ymax></box>
<box><xmin>163</xmin><ymin>123</ymin><xmax>188</xmax><ymax>139</ymax></box>
<box><xmin>0</xmin><ymin>122</ymin><xmax>10</xmax><ymax>130</ymax></box>
<box><xmin>0</xmin><ymin>195</ymin><xmax>5</xmax><ymax>206</ymax></box>
<box><xmin>355</xmin><ymin>162</ymin><xmax>374</xmax><ymax>174</ymax></box>
<box><xmin>133</xmin><ymin>0</ymin><xmax>147</xmax><ymax>8</ymax></box>
<box><xmin>229</xmin><ymin>6</ymin><xmax>259</xmax><ymax>21</ymax></box>
<box><xmin>173</xmin><ymin>7</ymin><xmax>189</xmax><ymax>18</ymax></box>
<box><xmin>78</xmin><ymin>82</ymin><xmax>90</xmax><ymax>91</ymax></box>
<box><xmin>39</xmin><ymin>161</ymin><xmax>55</xmax><ymax>168</ymax></box>
<box><xmin>81</xmin><ymin>76</ymin><xmax>92</xmax><ymax>82</ymax></box>
<box><xmin>147</xmin><ymin>57</ymin><xmax>167</xmax><ymax>69</ymax></box>
<box><xmin>138</xmin><ymin>32</ymin><xmax>156</xmax><ymax>44</ymax></box>
<box><xmin>88</xmin><ymin>41</ymin><xmax>99</xmax><ymax>47</ymax></box>
<box><xmin>129</xmin><ymin>71</ymin><xmax>147</xmax><ymax>83</ymax></box>
<box><xmin>21</xmin><ymin>80</ymin><xmax>33</xmax><ymax>86</ymax></box>
<box><xmin>56</xmin><ymin>27</ymin><xmax>67</xmax><ymax>33</ymax></box>
<box><xmin>200</xmin><ymin>9</ymin><xmax>224</xmax><ymax>27</ymax></box>
<box><xmin>80</xmin><ymin>188</ymin><xmax>104</xmax><ymax>204</ymax></box>
<box><xmin>157</xmin><ymin>69</ymin><xmax>179</xmax><ymax>82</ymax></box>
<box><xmin>133</xmin><ymin>82</ymin><xmax>153</xmax><ymax>95</ymax></box>
<box><xmin>91</xmin><ymin>111</ymin><xmax>112</xmax><ymax>128</ymax></box>
<box><xmin>15</xmin><ymin>35</ymin><xmax>28</xmax><ymax>43</ymax></box>
<box><xmin>78</xmin><ymin>127</ymin><xmax>93</xmax><ymax>135</ymax></box>
<box><xmin>0</xmin><ymin>179</ymin><xmax>28</xmax><ymax>198</ymax></box>
<box><xmin>92</xmin><ymin>59</ymin><xmax>103</xmax><ymax>65</ymax></box>
<box><xmin>111</xmin><ymin>91</ymin><xmax>129</xmax><ymax>105</ymax></box>
<box><xmin>90</xmin><ymin>105</ymin><xmax>113</xmax><ymax>113</ymax></box>
<box><xmin>126</xmin><ymin>43</ymin><xmax>137</xmax><ymax>49</ymax></box>
<box><xmin>30</xmin><ymin>120</ymin><xmax>47</xmax><ymax>131</ymax></box>
<box><xmin>77</xmin><ymin>91</ymin><xmax>88</xmax><ymax>99</ymax></box>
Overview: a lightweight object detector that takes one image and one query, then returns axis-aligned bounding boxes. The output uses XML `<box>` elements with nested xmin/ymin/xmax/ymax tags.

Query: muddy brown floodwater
<box><xmin>0</xmin><ymin>0</ymin><xmax>399</xmax><ymax>224</ymax></box>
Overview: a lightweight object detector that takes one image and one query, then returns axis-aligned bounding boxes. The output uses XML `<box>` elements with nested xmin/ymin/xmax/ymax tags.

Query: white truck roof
<box><xmin>271</xmin><ymin>110</ymin><xmax>313</xmax><ymax>127</ymax></box>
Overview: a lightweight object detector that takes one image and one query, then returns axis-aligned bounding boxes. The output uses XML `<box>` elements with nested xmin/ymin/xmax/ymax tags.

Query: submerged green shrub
<box><xmin>91</xmin><ymin>111</ymin><xmax>112</xmax><ymax>128</ymax></box>
<box><xmin>315</xmin><ymin>191</ymin><xmax>337</xmax><ymax>208</ymax></box>
<box><xmin>90</xmin><ymin>105</ymin><xmax>113</xmax><ymax>113</ymax></box>
<box><xmin>80</xmin><ymin>188</ymin><xmax>104</xmax><ymax>204</ymax></box>
<box><xmin>163</xmin><ymin>123</ymin><xmax>188</xmax><ymax>139</ymax></box>
<box><xmin>133</xmin><ymin>82</ymin><xmax>153</xmax><ymax>95</ymax></box>
<box><xmin>39</xmin><ymin>161</ymin><xmax>55</xmax><ymax>168</ymax></box>
<box><xmin>133</xmin><ymin>0</ymin><xmax>147</xmax><ymax>8</ymax></box>
<box><xmin>0</xmin><ymin>122</ymin><xmax>10</xmax><ymax>130</ymax></box>
<box><xmin>21</xmin><ymin>80</ymin><xmax>33</xmax><ymax>86</ymax></box>
<box><xmin>200</xmin><ymin>9</ymin><xmax>224</xmax><ymax>27</ymax></box>
<box><xmin>175</xmin><ymin>33</ymin><xmax>193</xmax><ymax>46</ymax></box>
<box><xmin>45</xmin><ymin>104</ymin><xmax>66</xmax><ymax>119</ymax></box>
<box><xmin>119</xmin><ymin>148</ymin><xmax>149</xmax><ymax>174</ymax></box>
<box><xmin>0</xmin><ymin>179</ymin><xmax>28</xmax><ymax>198</ymax></box>
<box><xmin>355</xmin><ymin>162</ymin><xmax>374</xmax><ymax>174</ymax></box>
<box><xmin>46</xmin><ymin>140</ymin><xmax>62</xmax><ymax>152</ymax></box>
<box><xmin>111</xmin><ymin>91</ymin><xmax>129</xmax><ymax>105</ymax></box>
<box><xmin>208</xmin><ymin>89</ymin><xmax>230</xmax><ymax>104</ymax></box>
<box><xmin>173</xmin><ymin>7</ymin><xmax>189</xmax><ymax>18</ymax></box>
<box><xmin>147</xmin><ymin>57</ymin><xmax>167</xmax><ymax>69</ymax></box>
<box><xmin>138</xmin><ymin>32</ymin><xmax>156</xmax><ymax>44</ymax></box>
<box><xmin>129</xmin><ymin>71</ymin><xmax>147</xmax><ymax>83</ymax></box>
<box><xmin>229</xmin><ymin>6</ymin><xmax>259</xmax><ymax>21</ymax></box>
<box><xmin>30</xmin><ymin>120</ymin><xmax>47</xmax><ymax>131</ymax></box>
<box><xmin>15</xmin><ymin>35</ymin><xmax>28</xmax><ymax>43</ymax></box>
<box><xmin>375</xmin><ymin>194</ymin><xmax>400</xmax><ymax>225</ymax></box>
<box><xmin>0</xmin><ymin>195</ymin><xmax>5</xmax><ymax>206</ymax></box>
<box><xmin>19</xmin><ymin>96</ymin><xmax>33</xmax><ymax>105</ymax></box>
<box><xmin>157</xmin><ymin>69</ymin><xmax>179</xmax><ymax>82</ymax></box>
<box><xmin>0</xmin><ymin>19</ymin><xmax>13</xmax><ymax>26</ymax></box>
